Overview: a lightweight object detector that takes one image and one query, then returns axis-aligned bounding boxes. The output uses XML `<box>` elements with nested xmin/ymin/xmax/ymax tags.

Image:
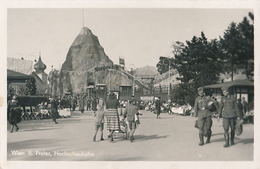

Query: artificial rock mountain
<box><xmin>61</xmin><ymin>27</ymin><xmax>113</xmax><ymax>71</ymax></box>
<box><xmin>53</xmin><ymin>27</ymin><xmax>137</xmax><ymax>95</ymax></box>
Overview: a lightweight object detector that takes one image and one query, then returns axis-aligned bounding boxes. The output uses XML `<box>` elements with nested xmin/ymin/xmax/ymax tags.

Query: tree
<box><xmin>156</xmin><ymin>56</ymin><xmax>174</xmax><ymax>74</ymax></box>
<box><xmin>172</xmin><ymin>32</ymin><xmax>223</xmax><ymax>105</ymax></box>
<box><xmin>220</xmin><ymin>12</ymin><xmax>254</xmax><ymax>80</ymax></box>
<box><xmin>220</xmin><ymin>22</ymin><xmax>243</xmax><ymax>81</ymax></box>
<box><xmin>237</xmin><ymin>13</ymin><xmax>254</xmax><ymax>79</ymax></box>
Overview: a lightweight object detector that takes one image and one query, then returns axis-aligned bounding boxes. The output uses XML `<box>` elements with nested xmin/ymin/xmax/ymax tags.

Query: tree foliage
<box><xmin>156</xmin><ymin>12</ymin><xmax>254</xmax><ymax>106</ymax></box>
<box><xmin>171</xmin><ymin>32</ymin><xmax>224</xmax><ymax>106</ymax></box>
<box><xmin>220</xmin><ymin>12</ymin><xmax>254</xmax><ymax>80</ymax></box>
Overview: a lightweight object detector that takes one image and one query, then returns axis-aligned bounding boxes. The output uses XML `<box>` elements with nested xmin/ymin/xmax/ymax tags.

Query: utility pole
<box><xmin>168</xmin><ymin>59</ymin><xmax>170</xmax><ymax>101</ymax></box>
<box><xmin>82</xmin><ymin>9</ymin><xmax>85</xmax><ymax>27</ymax></box>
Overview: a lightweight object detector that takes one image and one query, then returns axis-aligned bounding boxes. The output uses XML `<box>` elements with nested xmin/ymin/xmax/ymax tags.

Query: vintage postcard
<box><xmin>0</xmin><ymin>0</ymin><xmax>259</xmax><ymax>169</ymax></box>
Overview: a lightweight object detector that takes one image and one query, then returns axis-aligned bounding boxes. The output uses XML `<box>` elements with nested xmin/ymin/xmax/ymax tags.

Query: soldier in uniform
<box><xmin>194</xmin><ymin>87</ymin><xmax>213</xmax><ymax>146</ymax></box>
<box><xmin>219</xmin><ymin>86</ymin><xmax>240</xmax><ymax>147</ymax></box>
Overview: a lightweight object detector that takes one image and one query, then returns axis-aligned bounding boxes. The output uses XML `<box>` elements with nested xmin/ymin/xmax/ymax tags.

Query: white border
<box><xmin>1</xmin><ymin>0</ymin><xmax>259</xmax><ymax>169</ymax></box>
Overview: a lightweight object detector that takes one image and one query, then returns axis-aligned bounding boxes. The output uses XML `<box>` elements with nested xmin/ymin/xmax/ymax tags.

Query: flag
<box><xmin>119</xmin><ymin>58</ymin><xmax>125</xmax><ymax>65</ymax></box>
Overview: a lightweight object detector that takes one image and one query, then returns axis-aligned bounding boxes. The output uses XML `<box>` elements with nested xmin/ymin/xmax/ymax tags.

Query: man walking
<box><xmin>219</xmin><ymin>86</ymin><xmax>240</xmax><ymax>147</ymax></box>
<box><xmin>194</xmin><ymin>87</ymin><xmax>213</xmax><ymax>146</ymax></box>
<box><xmin>155</xmin><ymin>97</ymin><xmax>161</xmax><ymax>118</ymax></box>
<box><xmin>124</xmin><ymin>100</ymin><xmax>139</xmax><ymax>142</ymax></box>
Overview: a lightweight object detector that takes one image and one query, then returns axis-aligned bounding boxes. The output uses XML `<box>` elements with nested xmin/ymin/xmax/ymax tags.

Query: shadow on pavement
<box><xmin>133</xmin><ymin>134</ymin><xmax>169</xmax><ymax>141</ymax></box>
<box><xmin>235</xmin><ymin>138</ymin><xmax>254</xmax><ymax>145</ymax></box>
<box><xmin>211</xmin><ymin>136</ymin><xmax>254</xmax><ymax>145</ymax></box>
<box><xmin>21</xmin><ymin>127</ymin><xmax>59</xmax><ymax>132</ymax></box>
<box><xmin>211</xmin><ymin>133</ymin><xmax>223</xmax><ymax>136</ymax></box>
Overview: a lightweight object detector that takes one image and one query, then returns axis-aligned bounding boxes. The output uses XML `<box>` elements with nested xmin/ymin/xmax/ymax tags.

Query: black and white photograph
<box><xmin>0</xmin><ymin>1</ymin><xmax>259</xmax><ymax>169</ymax></box>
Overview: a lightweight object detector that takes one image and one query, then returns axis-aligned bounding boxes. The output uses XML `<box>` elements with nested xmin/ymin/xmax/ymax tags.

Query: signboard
<box><xmin>140</xmin><ymin>96</ymin><xmax>154</xmax><ymax>101</ymax></box>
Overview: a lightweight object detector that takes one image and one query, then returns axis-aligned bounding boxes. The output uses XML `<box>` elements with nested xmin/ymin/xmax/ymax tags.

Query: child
<box><xmin>93</xmin><ymin>105</ymin><xmax>105</xmax><ymax>142</ymax></box>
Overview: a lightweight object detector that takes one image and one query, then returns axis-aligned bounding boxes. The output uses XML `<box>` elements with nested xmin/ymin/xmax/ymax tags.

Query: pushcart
<box><xmin>112</xmin><ymin>119</ymin><xmax>129</xmax><ymax>139</ymax></box>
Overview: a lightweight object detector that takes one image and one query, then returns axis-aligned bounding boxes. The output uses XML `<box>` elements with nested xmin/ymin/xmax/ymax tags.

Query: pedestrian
<box><xmin>242</xmin><ymin>97</ymin><xmax>248</xmax><ymax>115</ymax></box>
<box><xmin>123</xmin><ymin>99</ymin><xmax>141</xmax><ymax>142</ymax></box>
<box><xmin>71</xmin><ymin>96</ymin><xmax>77</xmax><ymax>111</ymax></box>
<box><xmin>97</xmin><ymin>97</ymin><xmax>105</xmax><ymax>110</ymax></box>
<box><xmin>194</xmin><ymin>87</ymin><xmax>214</xmax><ymax>146</ymax></box>
<box><xmin>79</xmin><ymin>93</ymin><xmax>85</xmax><ymax>113</ymax></box>
<box><xmin>105</xmin><ymin>92</ymin><xmax>120</xmax><ymax>142</ymax></box>
<box><xmin>7</xmin><ymin>94</ymin><xmax>22</xmax><ymax>133</ymax></box>
<box><xmin>241</xmin><ymin>97</ymin><xmax>250</xmax><ymax>123</ymax></box>
<box><xmin>86</xmin><ymin>97</ymin><xmax>91</xmax><ymax>111</ymax></box>
<box><xmin>155</xmin><ymin>97</ymin><xmax>161</xmax><ymax>118</ymax></box>
<box><xmin>93</xmin><ymin>105</ymin><xmax>105</xmax><ymax>142</ymax></box>
<box><xmin>237</xmin><ymin>98</ymin><xmax>244</xmax><ymax>119</ymax></box>
<box><xmin>219</xmin><ymin>86</ymin><xmax>240</xmax><ymax>147</ymax></box>
<box><xmin>92</xmin><ymin>96</ymin><xmax>97</xmax><ymax>113</ymax></box>
<box><xmin>50</xmin><ymin>96</ymin><xmax>59</xmax><ymax>124</ymax></box>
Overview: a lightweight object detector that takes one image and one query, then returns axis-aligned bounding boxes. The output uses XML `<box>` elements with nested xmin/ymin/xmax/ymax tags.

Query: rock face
<box><xmin>52</xmin><ymin>27</ymin><xmax>149</xmax><ymax>95</ymax></box>
<box><xmin>62</xmin><ymin>27</ymin><xmax>113</xmax><ymax>71</ymax></box>
<box><xmin>60</xmin><ymin>27</ymin><xmax>114</xmax><ymax>94</ymax></box>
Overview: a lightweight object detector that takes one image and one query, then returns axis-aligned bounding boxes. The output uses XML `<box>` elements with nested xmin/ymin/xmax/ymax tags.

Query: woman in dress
<box><xmin>8</xmin><ymin>95</ymin><xmax>22</xmax><ymax>133</ymax></box>
<box><xmin>105</xmin><ymin>92</ymin><xmax>120</xmax><ymax>141</ymax></box>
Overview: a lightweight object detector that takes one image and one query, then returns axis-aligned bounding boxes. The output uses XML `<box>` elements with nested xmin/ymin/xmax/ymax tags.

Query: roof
<box><xmin>7</xmin><ymin>57</ymin><xmax>33</xmax><ymax>75</ymax></box>
<box><xmin>7</xmin><ymin>69</ymin><xmax>34</xmax><ymax>80</ymax></box>
<box><xmin>203</xmin><ymin>80</ymin><xmax>254</xmax><ymax>89</ymax></box>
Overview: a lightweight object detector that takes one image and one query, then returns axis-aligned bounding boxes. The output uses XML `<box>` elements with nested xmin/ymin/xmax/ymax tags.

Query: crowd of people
<box><xmin>7</xmin><ymin>87</ymin><xmax>253</xmax><ymax>147</ymax></box>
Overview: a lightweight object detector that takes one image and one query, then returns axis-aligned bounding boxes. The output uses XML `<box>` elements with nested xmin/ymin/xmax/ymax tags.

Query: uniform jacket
<box><xmin>194</xmin><ymin>95</ymin><xmax>212</xmax><ymax>117</ymax></box>
<box><xmin>219</xmin><ymin>94</ymin><xmax>239</xmax><ymax>118</ymax></box>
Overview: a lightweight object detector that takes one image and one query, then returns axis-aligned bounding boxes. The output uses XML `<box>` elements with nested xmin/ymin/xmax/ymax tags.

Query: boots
<box><xmin>223</xmin><ymin>134</ymin><xmax>229</xmax><ymax>147</ymax></box>
<box><xmin>206</xmin><ymin>131</ymin><xmax>211</xmax><ymax>143</ymax></box>
<box><xmin>16</xmin><ymin>126</ymin><xmax>19</xmax><ymax>132</ymax></box>
<box><xmin>100</xmin><ymin>132</ymin><xmax>104</xmax><ymax>141</ymax></box>
<box><xmin>231</xmin><ymin>131</ymin><xmax>235</xmax><ymax>145</ymax></box>
<box><xmin>199</xmin><ymin>133</ymin><xmax>204</xmax><ymax>146</ymax></box>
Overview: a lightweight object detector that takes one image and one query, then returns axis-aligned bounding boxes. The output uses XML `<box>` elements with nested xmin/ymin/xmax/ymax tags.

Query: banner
<box><xmin>119</xmin><ymin>58</ymin><xmax>125</xmax><ymax>65</ymax></box>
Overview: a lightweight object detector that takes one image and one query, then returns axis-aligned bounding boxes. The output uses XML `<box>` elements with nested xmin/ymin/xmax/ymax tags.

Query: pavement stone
<box><xmin>7</xmin><ymin>110</ymin><xmax>254</xmax><ymax>161</ymax></box>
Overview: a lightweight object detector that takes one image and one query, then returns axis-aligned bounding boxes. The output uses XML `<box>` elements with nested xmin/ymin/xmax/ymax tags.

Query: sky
<box><xmin>7</xmin><ymin>8</ymin><xmax>253</xmax><ymax>73</ymax></box>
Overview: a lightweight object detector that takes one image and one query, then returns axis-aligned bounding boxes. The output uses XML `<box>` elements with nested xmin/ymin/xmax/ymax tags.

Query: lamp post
<box><xmin>163</xmin><ymin>57</ymin><xmax>172</xmax><ymax>101</ymax></box>
<box><xmin>168</xmin><ymin>59</ymin><xmax>171</xmax><ymax>101</ymax></box>
<box><xmin>129</xmin><ymin>64</ymin><xmax>135</xmax><ymax>97</ymax></box>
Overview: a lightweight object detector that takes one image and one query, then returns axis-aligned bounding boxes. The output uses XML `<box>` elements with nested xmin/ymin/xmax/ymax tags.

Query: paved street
<box><xmin>7</xmin><ymin>110</ymin><xmax>254</xmax><ymax>161</ymax></box>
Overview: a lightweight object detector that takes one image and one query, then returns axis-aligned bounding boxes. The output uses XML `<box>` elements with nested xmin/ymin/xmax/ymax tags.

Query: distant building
<box><xmin>31</xmin><ymin>54</ymin><xmax>49</xmax><ymax>95</ymax></box>
<box><xmin>7</xmin><ymin>55</ymin><xmax>49</xmax><ymax>95</ymax></box>
<box><xmin>7</xmin><ymin>69</ymin><xmax>35</xmax><ymax>96</ymax></box>
<box><xmin>7</xmin><ymin>57</ymin><xmax>33</xmax><ymax>75</ymax></box>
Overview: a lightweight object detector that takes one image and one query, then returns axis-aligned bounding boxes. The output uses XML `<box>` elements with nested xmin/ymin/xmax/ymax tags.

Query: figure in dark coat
<box><xmin>79</xmin><ymin>94</ymin><xmax>85</xmax><ymax>113</ymax></box>
<box><xmin>155</xmin><ymin>97</ymin><xmax>161</xmax><ymax>118</ymax></box>
<box><xmin>219</xmin><ymin>86</ymin><xmax>240</xmax><ymax>147</ymax></box>
<box><xmin>8</xmin><ymin>95</ymin><xmax>22</xmax><ymax>133</ymax></box>
<box><xmin>71</xmin><ymin>96</ymin><xmax>77</xmax><ymax>111</ymax></box>
<box><xmin>50</xmin><ymin>96</ymin><xmax>59</xmax><ymax>124</ymax></box>
<box><xmin>194</xmin><ymin>87</ymin><xmax>216</xmax><ymax>146</ymax></box>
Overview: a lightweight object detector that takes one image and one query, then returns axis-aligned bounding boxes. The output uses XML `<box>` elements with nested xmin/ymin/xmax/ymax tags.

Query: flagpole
<box><xmin>82</xmin><ymin>9</ymin><xmax>84</xmax><ymax>27</ymax></box>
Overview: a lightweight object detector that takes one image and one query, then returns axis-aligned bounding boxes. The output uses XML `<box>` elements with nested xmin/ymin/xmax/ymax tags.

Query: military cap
<box><xmin>197</xmin><ymin>87</ymin><xmax>204</xmax><ymax>92</ymax></box>
<box><xmin>221</xmin><ymin>86</ymin><xmax>229</xmax><ymax>91</ymax></box>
